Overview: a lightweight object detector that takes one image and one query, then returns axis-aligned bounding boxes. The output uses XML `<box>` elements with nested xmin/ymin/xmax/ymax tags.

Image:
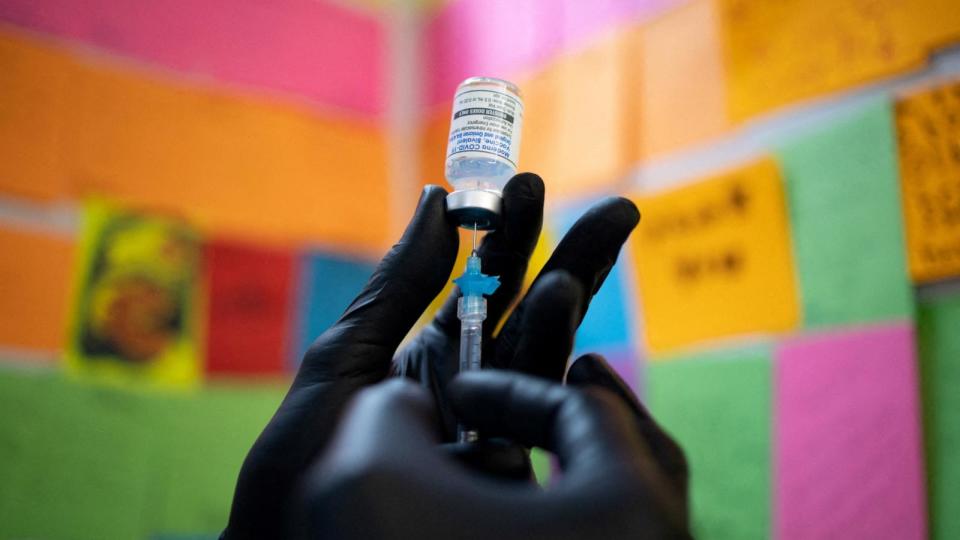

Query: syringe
<box><xmin>453</xmin><ymin>226</ymin><xmax>499</xmax><ymax>442</ymax></box>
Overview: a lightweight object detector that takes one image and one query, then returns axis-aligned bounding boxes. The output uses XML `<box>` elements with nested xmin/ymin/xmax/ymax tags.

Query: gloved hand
<box><xmin>297</xmin><ymin>355</ymin><xmax>690</xmax><ymax>540</ymax></box>
<box><xmin>394</xmin><ymin>173</ymin><xmax>641</xmax><ymax>438</ymax></box>
<box><xmin>223</xmin><ymin>173</ymin><xmax>640</xmax><ymax>539</ymax></box>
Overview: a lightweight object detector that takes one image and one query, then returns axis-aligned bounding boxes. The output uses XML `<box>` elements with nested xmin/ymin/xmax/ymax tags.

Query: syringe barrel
<box><xmin>458</xmin><ymin>296</ymin><xmax>486</xmax><ymax>375</ymax></box>
<box><xmin>458</xmin><ymin>295</ymin><xmax>486</xmax><ymax>443</ymax></box>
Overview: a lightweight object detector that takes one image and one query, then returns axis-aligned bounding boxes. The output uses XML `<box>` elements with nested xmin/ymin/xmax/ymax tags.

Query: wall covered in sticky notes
<box><xmin>3</xmin><ymin>0</ymin><xmax>960</xmax><ymax>538</ymax></box>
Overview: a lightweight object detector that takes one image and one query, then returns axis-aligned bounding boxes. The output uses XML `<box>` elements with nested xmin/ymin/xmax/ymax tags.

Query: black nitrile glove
<box><xmin>223</xmin><ymin>173</ymin><xmax>640</xmax><ymax>539</ymax></box>
<box><xmin>298</xmin><ymin>364</ymin><xmax>690</xmax><ymax>540</ymax></box>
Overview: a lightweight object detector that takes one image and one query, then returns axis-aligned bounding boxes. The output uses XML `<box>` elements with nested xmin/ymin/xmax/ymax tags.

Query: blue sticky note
<box><xmin>552</xmin><ymin>201</ymin><xmax>636</xmax><ymax>351</ymax></box>
<box><xmin>294</xmin><ymin>252</ymin><xmax>377</xmax><ymax>363</ymax></box>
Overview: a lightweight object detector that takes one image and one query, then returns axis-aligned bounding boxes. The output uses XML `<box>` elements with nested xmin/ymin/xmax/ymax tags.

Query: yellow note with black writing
<box><xmin>630</xmin><ymin>159</ymin><xmax>800</xmax><ymax>355</ymax></box>
<box><xmin>720</xmin><ymin>0</ymin><xmax>960</xmax><ymax>121</ymax></box>
<box><xmin>896</xmin><ymin>80</ymin><xmax>960</xmax><ymax>283</ymax></box>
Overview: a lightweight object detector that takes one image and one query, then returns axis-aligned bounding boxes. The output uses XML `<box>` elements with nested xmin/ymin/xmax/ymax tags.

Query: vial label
<box><xmin>446</xmin><ymin>88</ymin><xmax>523</xmax><ymax>168</ymax></box>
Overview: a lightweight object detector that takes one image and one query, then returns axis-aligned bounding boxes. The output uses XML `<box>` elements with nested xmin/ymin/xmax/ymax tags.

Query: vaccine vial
<box><xmin>445</xmin><ymin>77</ymin><xmax>524</xmax><ymax>230</ymax></box>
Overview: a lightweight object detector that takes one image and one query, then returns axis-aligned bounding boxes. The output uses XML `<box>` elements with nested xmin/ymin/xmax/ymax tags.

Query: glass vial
<box><xmin>445</xmin><ymin>77</ymin><xmax>524</xmax><ymax>230</ymax></box>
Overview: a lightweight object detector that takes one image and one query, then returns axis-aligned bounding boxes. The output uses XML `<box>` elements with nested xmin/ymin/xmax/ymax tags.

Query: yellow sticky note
<box><xmin>66</xmin><ymin>202</ymin><xmax>202</xmax><ymax>388</ymax></box>
<box><xmin>720</xmin><ymin>0</ymin><xmax>960</xmax><ymax>121</ymax></box>
<box><xmin>630</xmin><ymin>159</ymin><xmax>799</xmax><ymax>354</ymax></box>
<box><xmin>523</xmin><ymin>228</ymin><xmax>557</xmax><ymax>290</ymax></box>
<box><xmin>896</xmin><ymin>80</ymin><xmax>960</xmax><ymax>283</ymax></box>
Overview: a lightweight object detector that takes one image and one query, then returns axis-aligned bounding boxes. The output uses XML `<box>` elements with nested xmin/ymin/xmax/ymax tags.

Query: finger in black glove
<box><xmin>297</xmin><ymin>373</ymin><xmax>690</xmax><ymax>540</ymax></box>
<box><xmin>566</xmin><ymin>353</ymin><xmax>689</xmax><ymax>523</ymax></box>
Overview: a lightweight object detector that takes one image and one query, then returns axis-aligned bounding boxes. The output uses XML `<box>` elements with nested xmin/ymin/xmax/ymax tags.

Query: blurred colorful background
<box><xmin>1</xmin><ymin>0</ymin><xmax>959</xmax><ymax>538</ymax></box>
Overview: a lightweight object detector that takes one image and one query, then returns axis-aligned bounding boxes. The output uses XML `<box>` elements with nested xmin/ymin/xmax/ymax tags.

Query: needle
<box><xmin>472</xmin><ymin>222</ymin><xmax>478</xmax><ymax>255</ymax></box>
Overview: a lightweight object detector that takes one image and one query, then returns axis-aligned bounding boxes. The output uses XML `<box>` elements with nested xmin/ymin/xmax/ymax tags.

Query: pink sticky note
<box><xmin>424</xmin><ymin>0</ymin><xmax>552</xmax><ymax>106</ymax></box>
<box><xmin>423</xmin><ymin>0</ymin><xmax>678</xmax><ymax>107</ymax></box>
<box><xmin>0</xmin><ymin>0</ymin><xmax>385</xmax><ymax>116</ymax></box>
<box><xmin>775</xmin><ymin>323</ymin><xmax>926</xmax><ymax>540</ymax></box>
<box><xmin>559</xmin><ymin>0</ymin><xmax>677</xmax><ymax>51</ymax></box>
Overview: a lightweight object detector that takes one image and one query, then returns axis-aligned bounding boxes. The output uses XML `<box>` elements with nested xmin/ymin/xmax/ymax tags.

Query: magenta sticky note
<box><xmin>0</xmin><ymin>0</ymin><xmax>385</xmax><ymax>116</ymax></box>
<box><xmin>775</xmin><ymin>323</ymin><xmax>926</xmax><ymax>540</ymax></box>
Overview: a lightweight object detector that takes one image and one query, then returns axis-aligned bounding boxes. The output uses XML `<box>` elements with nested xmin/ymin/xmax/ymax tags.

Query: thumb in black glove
<box><xmin>222</xmin><ymin>185</ymin><xmax>458</xmax><ymax>540</ymax></box>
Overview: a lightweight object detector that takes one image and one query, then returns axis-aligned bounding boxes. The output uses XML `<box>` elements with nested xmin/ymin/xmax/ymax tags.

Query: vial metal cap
<box><xmin>446</xmin><ymin>190</ymin><xmax>502</xmax><ymax>230</ymax></box>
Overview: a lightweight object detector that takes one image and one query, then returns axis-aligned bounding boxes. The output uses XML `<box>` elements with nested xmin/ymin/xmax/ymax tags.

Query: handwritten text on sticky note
<box><xmin>630</xmin><ymin>159</ymin><xmax>799</xmax><ymax>354</ymax></box>
<box><xmin>896</xmin><ymin>80</ymin><xmax>960</xmax><ymax>283</ymax></box>
<box><xmin>719</xmin><ymin>0</ymin><xmax>960</xmax><ymax>121</ymax></box>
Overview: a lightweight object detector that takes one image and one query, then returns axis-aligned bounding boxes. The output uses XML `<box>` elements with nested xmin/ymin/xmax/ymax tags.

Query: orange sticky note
<box><xmin>0</xmin><ymin>32</ymin><xmax>70</xmax><ymax>200</ymax></box>
<box><xmin>2</xmin><ymin>29</ymin><xmax>390</xmax><ymax>252</ymax></box>
<box><xmin>896</xmin><ymin>80</ymin><xmax>960</xmax><ymax>283</ymax></box>
<box><xmin>630</xmin><ymin>158</ymin><xmax>799</xmax><ymax>354</ymax></box>
<box><xmin>639</xmin><ymin>0</ymin><xmax>729</xmax><ymax>158</ymax></box>
<box><xmin>0</xmin><ymin>225</ymin><xmax>75</xmax><ymax>354</ymax></box>
<box><xmin>719</xmin><ymin>0</ymin><xmax>960</xmax><ymax>121</ymax></box>
<box><xmin>418</xmin><ymin>107</ymin><xmax>451</xmax><ymax>190</ymax></box>
<box><xmin>520</xmin><ymin>27</ymin><xmax>641</xmax><ymax>198</ymax></box>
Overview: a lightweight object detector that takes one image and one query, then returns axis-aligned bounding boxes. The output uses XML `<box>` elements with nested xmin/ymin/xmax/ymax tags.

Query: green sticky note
<box><xmin>917</xmin><ymin>291</ymin><xmax>960</xmax><ymax>540</ymax></box>
<box><xmin>776</xmin><ymin>100</ymin><xmax>912</xmax><ymax>327</ymax></box>
<box><xmin>145</xmin><ymin>382</ymin><xmax>285</xmax><ymax>536</ymax></box>
<box><xmin>0</xmin><ymin>367</ymin><xmax>287</xmax><ymax>540</ymax></box>
<box><xmin>0</xmin><ymin>368</ymin><xmax>157</xmax><ymax>540</ymax></box>
<box><xmin>648</xmin><ymin>346</ymin><xmax>772</xmax><ymax>540</ymax></box>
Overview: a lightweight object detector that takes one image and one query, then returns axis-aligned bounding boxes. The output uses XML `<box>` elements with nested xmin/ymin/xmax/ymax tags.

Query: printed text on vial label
<box><xmin>447</xmin><ymin>90</ymin><xmax>523</xmax><ymax>166</ymax></box>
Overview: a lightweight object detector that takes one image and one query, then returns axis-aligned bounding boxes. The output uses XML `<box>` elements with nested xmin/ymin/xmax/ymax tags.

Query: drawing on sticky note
<box><xmin>66</xmin><ymin>202</ymin><xmax>201</xmax><ymax>387</ymax></box>
<box><xmin>630</xmin><ymin>159</ymin><xmax>799</xmax><ymax>354</ymax></box>
<box><xmin>896</xmin><ymin>80</ymin><xmax>960</xmax><ymax>283</ymax></box>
